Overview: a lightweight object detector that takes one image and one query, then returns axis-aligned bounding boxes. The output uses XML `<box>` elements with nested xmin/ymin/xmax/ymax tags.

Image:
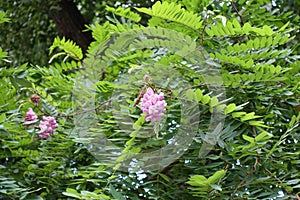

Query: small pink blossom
<box><xmin>24</xmin><ymin>108</ymin><xmax>37</xmax><ymax>127</ymax></box>
<box><xmin>38</xmin><ymin>116</ymin><xmax>58</xmax><ymax>139</ymax></box>
<box><xmin>140</xmin><ymin>88</ymin><xmax>167</xmax><ymax>122</ymax></box>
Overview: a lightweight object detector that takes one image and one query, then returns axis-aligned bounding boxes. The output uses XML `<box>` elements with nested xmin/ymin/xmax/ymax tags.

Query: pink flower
<box><xmin>140</xmin><ymin>88</ymin><xmax>167</xmax><ymax>122</ymax></box>
<box><xmin>39</xmin><ymin>132</ymin><xmax>51</xmax><ymax>139</ymax></box>
<box><xmin>38</xmin><ymin>116</ymin><xmax>58</xmax><ymax>139</ymax></box>
<box><xmin>148</xmin><ymin>101</ymin><xmax>167</xmax><ymax>122</ymax></box>
<box><xmin>24</xmin><ymin>108</ymin><xmax>38</xmax><ymax>127</ymax></box>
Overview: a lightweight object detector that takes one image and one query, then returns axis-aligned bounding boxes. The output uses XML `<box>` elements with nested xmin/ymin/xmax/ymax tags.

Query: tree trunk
<box><xmin>48</xmin><ymin>0</ymin><xmax>93</xmax><ymax>54</ymax></box>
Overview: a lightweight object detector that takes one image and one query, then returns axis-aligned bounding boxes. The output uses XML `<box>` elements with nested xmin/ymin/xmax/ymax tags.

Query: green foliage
<box><xmin>62</xmin><ymin>188</ymin><xmax>110</xmax><ymax>199</ymax></box>
<box><xmin>0</xmin><ymin>1</ymin><xmax>56</xmax><ymax>65</ymax></box>
<box><xmin>0</xmin><ymin>12</ymin><xmax>8</xmax><ymax>61</ymax></box>
<box><xmin>49</xmin><ymin>37</ymin><xmax>83</xmax><ymax>61</ymax></box>
<box><xmin>187</xmin><ymin>169</ymin><xmax>227</xmax><ymax>196</ymax></box>
<box><xmin>0</xmin><ymin>1</ymin><xmax>152</xmax><ymax>66</ymax></box>
<box><xmin>106</xmin><ymin>5</ymin><xmax>141</xmax><ymax>22</ymax></box>
<box><xmin>135</xmin><ymin>1</ymin><xmax>203</xmax><ymax>30</ymax></box>
<box><xmin>0</xmin><ymin>0</ymin><xmax>300</xmax><ymax>199</ymax></box>
<box><xmin>0</xmin><ymin>11</ymin><xmax>9</xmax><ymax>23</ymax></box>
<box><xmin>205</xmin><ymin>19</ymin><xmax>275</xmax><ymax>37</ymax></box>
<box><xmin>0</xmin><ymin>47</ymin><xmax>8</xmax><ymax>60</ymax></box>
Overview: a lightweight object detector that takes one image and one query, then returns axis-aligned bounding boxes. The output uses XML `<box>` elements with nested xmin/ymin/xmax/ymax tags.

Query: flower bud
<box><xmin>30</xmin><ymin>94</ymin><xmax>40</xmax><ymax>104</ymax></box>
<box><xmin>143</xmin><ymin>75</ymin><xmax>151</xmax><ymax>83</ymax></box>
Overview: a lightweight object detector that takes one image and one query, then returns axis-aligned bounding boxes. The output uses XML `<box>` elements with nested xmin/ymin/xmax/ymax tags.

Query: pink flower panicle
<box><xmin>140</xmin><ymin>88</ymin><xmax>167</xmax><ymax>122</ymax></box>
<box><xmin>38</xmin><ymin>116</ymin><xmax>58</xmax><ymax>139</ymax></box>
<box><xmin>24</xmin><ymin>106</ymin><xmax>58</xmax><ymax>139</ymax></box>
<box><xmin>24</xmin><ymin>108</ymin><xmax>38</xmax><ymax>127</ymax></box>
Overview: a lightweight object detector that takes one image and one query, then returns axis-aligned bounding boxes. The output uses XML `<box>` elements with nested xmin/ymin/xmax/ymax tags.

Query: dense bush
<box><xmin>0</xmin><ymin>1</ymin><xmax>299</xmax><ymax>199</ymax></box>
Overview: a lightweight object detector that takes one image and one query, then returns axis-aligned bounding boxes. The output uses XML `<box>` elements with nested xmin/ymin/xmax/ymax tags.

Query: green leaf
<box><xmin>109</xmin><ymin>185</ymin><xmax>126</xmax><ymax>200</ymax></box>
<box><xmin>62</xmin><ymin>188</ymin><xmax>81</xmax><ymax>199</ymax></box>
<box><xmin>232</xmin><ymin>19</ymin><xmax>241</xmax><ymax>29</ymax></box>
<box><xmin>206</xmin><ymin>28</ymin><xmax>214</xmax><ymax>37</ymax></box>
<box><xmin>278</xmin><ymin>21</ymin><xmax>290</xmax><ymax>32</ymax></box>
<box><xmin>262</xmin><ymin>25</ymin><xmax>274</xmax><ymax>36</ymax></box>
<box><xmin>240</xmin><ymin>112</ymin><xmax>262</xmax><ymax>122</ymax></box>
<box><xmin>243</xmin><ymin>23</ymin><xmax>251</xmax><ymax>34</ymax></box>
<box><xmin>249</xmin><ymin>120</ymin><xmax>269</xmax><ymax>128</ymax></box>
<box><xmin>201</xmin><ymin>95</ymin><xmax>210</xmax><ymax>105</ymax></box>
<box><xmin>210</xmin><ymin>184</ymin><xmax>222</xmax><ymax>191</ymax></box>
<box><xmin>225</xmin><ymin>103</ymin><xmax>236</xmax><ymax>114</ymax></box>
<box><xmin>49</xmin><ymin>37</ymin><xmax>83</xmax><ymax>60</ymax></box>
<box><xmin>254</xmin><ymin>37</ymin><xmax>260</xmax><ymax>49</ymax></box>
<box><xmin>133</xmin><ymin>116</ymin><xmax>145</xmax><ymax>130</ymax></box>
<box><xmin>210</xmin><ymin>96</ymin><xmax>219</xmax><ymax>108</ymax></box>
<box><xmin>0</xmin><ymin>12</ymin><xmax>10</xmax><ymax>24</ymax></box>
<box><xmin>106</xmin><ymin>6</ymin><xmax>141</xmax><ymax>22</ymax></box>
<box><xmin>136</xmin><ymin>1</ymin><xmax>202</xmax><ymax>30</ymax></box>
<box><xmin>254</xmin><ymin>131</ymin><xmax>273</xmax><ymax>142</ymax></box>
<box><xmin>187</xmin><ymin>175</ymin><xmax>208</xmax><ymax>186</ymax></box>
<box><xmin>0</xmin><ymin>113</ymin><xmax>6</xmax><ymax>123</ymax></box>
<box><xmin>195</xmin><ymin>89</ymin><xmax>203</xmax><ymax>102</ymax></box>
<box><xmin>0</xmin><ymin>47</ymin><xmax>8</xmax><ymax>60</ymax></box>
<box><xmin>207</xmin><ymin>170</ymin><xmax>227</xmax><ymax>184</ymax></box>
<box><xmin>242</xmin><ymin>134</ymin><xmax>255</xmax><ymax>143</ymax></box>
<box><xmin>232</xmin><ymin>111</ymin><xmax>246</xmax><ymax>118</ymax></box>
<box><xmin>186</xmin><ymin>89</ymin><xmax>195</xmax><ymax>100</ymax></box>
<box><xmin>81</xmin><ymin>191</ymin><xmax>102</xmax><ymax>199</ymax></box>
<box><xmin>159</xmin><ymin>173</ymin><xmax>171</xmax><ymax>182</ymax></box>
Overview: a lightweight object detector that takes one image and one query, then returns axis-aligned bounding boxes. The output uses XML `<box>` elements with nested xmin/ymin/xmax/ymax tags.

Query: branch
<box><xmin>231</xmin><ymin>2</ymin><xmax>244</xmax><ymax>25</ymax></box>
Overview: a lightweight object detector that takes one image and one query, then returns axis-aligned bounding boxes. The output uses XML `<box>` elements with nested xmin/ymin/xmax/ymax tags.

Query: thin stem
<box><xmin>32</xmin><ymin>102</ymin><xmax>48</xmax><ymax>116</ymax></box>
<box><xmin>231</xmin><ymin>2</ymin><xmax>244</xmax><ymax>25</ymax></box>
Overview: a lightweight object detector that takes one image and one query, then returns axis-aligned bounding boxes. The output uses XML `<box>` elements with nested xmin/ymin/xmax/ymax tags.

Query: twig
<box><xmin>231</xmin><ymin>2</ymin><xmax>244</xmax><ymax>25</ymax></box>
<box><xmin>232</xmin><ymin>169</ymin><xmax>252</xmax><ymax>197</ymax></box>
<box><xmin>200</xmin><ymin>13</ymin><xmax>210</xmax><ymax>44</ymax></box>
<box><xmin>152</xmin><ymin>85</ymin><xmax>173</xmax><ymax>95</ymax></box>
<box><xmin>264</xmin><ymin>168</ymin><xmax>300</xmax><ymax>199</ymax></box>
<box><xmin>253</xmin><ymin>157</ymin><xmax>259</xmax><ymax>171</ymax></box>
<box><xmin>265</xmin><ymin>168</ymin><xmax>283</xmax><ymax>184</ymax></box>
<box><xmin>32</xmin><ymin>102</ymin><xmax>48</xmax><ymax>116</ymax></box>
<box><xmin>252</xmin><ymin>126</ymin><xmax>257</xmax><ymax>136</ymax></box>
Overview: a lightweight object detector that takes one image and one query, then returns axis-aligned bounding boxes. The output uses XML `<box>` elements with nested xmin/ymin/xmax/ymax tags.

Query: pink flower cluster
<box><xmin>140</xmin><ymin>88</ymin><xmax>167</xmax><ymax>122</ymax></box>
<box><xmin>24</xmin><ymin>108</ymin><xmax>58</xmax><ymax>139</ymax></box>
<box><xmin>24</xmin><ymin>108</ymin><xmax>38</xmax><ymax>127</ymax></box>
<box><xmin>38</xmin><ymin>116</ymin><xmax>58</xmax><ymax>139</ymax></box>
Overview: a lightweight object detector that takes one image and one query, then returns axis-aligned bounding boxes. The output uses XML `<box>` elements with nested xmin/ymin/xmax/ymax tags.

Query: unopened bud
<box><xmin>30</xmin><ymin>94</ymin><xmax>40</xmax><ymax>104</ymax></box>
<box><xmin>143</xmin><ymin>75</ymin><xmax>151</xmax><ymax>83</ymax></box>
